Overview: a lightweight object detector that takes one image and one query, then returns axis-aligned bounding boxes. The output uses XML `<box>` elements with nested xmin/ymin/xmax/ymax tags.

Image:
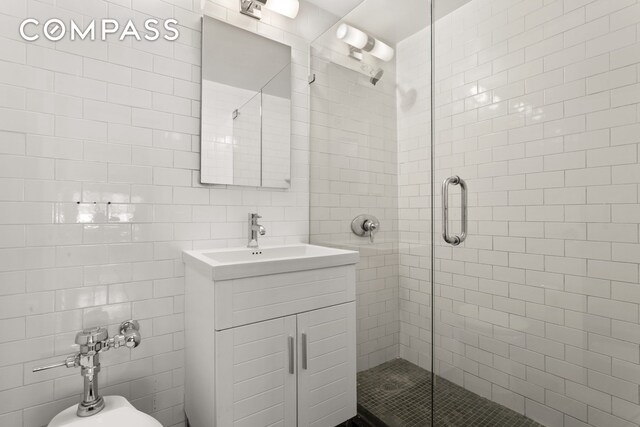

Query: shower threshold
<box><xmin>357</xmin><ymin>359</ymin><xmax>543</xmax><ymax>427</ymax></box>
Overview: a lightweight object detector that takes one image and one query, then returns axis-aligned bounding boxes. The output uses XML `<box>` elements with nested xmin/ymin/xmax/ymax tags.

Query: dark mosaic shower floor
<box><xmin>356</xmin><ymin>359</ymin><xmax>543</xmax><ymax>427</ymax></box>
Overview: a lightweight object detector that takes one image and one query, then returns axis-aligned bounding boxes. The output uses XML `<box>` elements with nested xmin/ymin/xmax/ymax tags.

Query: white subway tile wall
<box><xmin>397</xmin><ymin>1</ymin><xmax>640</xmax><ymax>426</ymax></box>
<box><xmin>309</xmin><ymin>52</ymin><xmax>400</xmax><ymax>371</ymax></box>
<box><xmin>397</xmin><ymin>21</ymin><xmax>433</xmax><ymax>373</ymax></box>
<box><xmin>4</xmin><ymin>0</ymin><xmax>640</xmax><ymax>425</ymax></box>
<box><xmin>0</xmin><ymin>0</ymin><xmax>338</xmax><ymax>425</ymax></box>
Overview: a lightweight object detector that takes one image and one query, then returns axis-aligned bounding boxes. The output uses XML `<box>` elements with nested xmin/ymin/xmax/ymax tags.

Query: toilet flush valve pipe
<box><xmin>32</xmin><ymin>319</ymin><xmax>142</xmax><ymax>417</ymax></box>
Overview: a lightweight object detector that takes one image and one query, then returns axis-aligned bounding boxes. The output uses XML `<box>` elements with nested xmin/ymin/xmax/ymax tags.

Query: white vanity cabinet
<box><xmin>183</xmin><ymin>245</ymin><xmax>359</xmax><ymax>427</ymax></box>
<box><xmin>296</xmin><ymin>303</ymin><xmax>357</xmax><ymax>427</ymax></box>
<box><xmin>215</xmin><ymin>315</ymin><xmax>298</xmax><ymax>427</ymax></box>
<box><xmin>216</xmin><ymin>303</ymin><xmax>356</xmax><ymax>427</ymax></box>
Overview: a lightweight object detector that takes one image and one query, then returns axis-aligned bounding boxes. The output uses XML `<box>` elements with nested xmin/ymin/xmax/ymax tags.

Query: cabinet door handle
<box><xmin>288</xmin><ymin>336</ymin><xmax>294</xmax><ymax>374</ymax></box>
<box><xmin>301</xmin><ymin>333</ymin><xmax>308</xmax><ymax>370</ymax></box>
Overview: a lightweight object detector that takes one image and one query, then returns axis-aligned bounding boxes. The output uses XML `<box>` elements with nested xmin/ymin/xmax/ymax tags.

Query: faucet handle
<box><xmin>250</xmin><ymin>213</ymin><xmax>262</xmax><ymax>220</ymax></box>
<box><xmin>33</xmin><ymin>354</ymin><xmax>80</xmax><ymax>372</ymax></box>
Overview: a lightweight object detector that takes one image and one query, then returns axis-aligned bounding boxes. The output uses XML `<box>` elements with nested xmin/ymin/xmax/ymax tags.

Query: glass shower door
<box><xmin>432</xmin><ymin>1</ymin><xmax>640</xmax><ymax>426</ymax></box>
<box><xmin>308</xmin><ymin>0</ymin><xmax>435</xmax><ymax>425</ymax></box>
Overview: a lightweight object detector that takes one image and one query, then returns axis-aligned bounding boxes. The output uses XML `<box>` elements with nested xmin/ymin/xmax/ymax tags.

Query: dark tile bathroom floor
<box><xmin>354</xmin><ymin>359</ymin><xmax>543</xmax><ymax>427</ymax></box>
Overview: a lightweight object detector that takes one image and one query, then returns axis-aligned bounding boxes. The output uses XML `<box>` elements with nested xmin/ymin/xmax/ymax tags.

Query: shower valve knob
<box><xmin>363</xmin><ymin>220</ymin><xmax>377</xmax><ymax>232</ymax></box>
<box><xmin>351</xmin><ymin>214</ymin><xmax>380</xmax><ymax>244</ymax></box>
<box><xmin>363</xmin><ymin>220</ymin><xmax>378</xmax><ymax>243</ymax></box>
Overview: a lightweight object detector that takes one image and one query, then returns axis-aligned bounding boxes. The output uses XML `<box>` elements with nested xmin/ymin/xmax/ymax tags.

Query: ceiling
<box><xmin>304</xmin><ymin>0</ymin><xmax>364</xmax><ymax>18</ymax></box>
<box><xmin>434</xmin><ymin>0</ymin><xmax>474</xmax><ymax>20</ymax></box>
<box><xmin>345</xmin><ymin>0</ymin><xmax>429</xmax><ymax>44</ymax></box>
<box><xmin>307</xmin><ymin>0</ymin><xmax>474</xmax><ymax>45</ymax></box>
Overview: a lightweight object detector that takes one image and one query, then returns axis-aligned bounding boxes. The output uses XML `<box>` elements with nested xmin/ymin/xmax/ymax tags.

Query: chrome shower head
<box><xmin>371</xmin><ymin>68</ymin><xmax>384</xmax><ymax>86</ymax></box>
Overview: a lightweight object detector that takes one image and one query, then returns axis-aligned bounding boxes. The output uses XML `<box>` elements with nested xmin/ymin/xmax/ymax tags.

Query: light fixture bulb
<box><xmin>369</xmin><ymin>39</ymin><xmax>394</xmax><ymax>62</ymax></box>
<box><xmin>336</xmin><ymin>23</ymin><xmax>368</xmax><ymax>49</ymax></box>
<box><xmin>336</xmin><ymin>23</ymin><xmax>395</xmax><ymax>62</ymax></box>
<box><xmin>264</xmin><ymin>0</ymin><xmax>299</xmax><ymax>19</ymax></box>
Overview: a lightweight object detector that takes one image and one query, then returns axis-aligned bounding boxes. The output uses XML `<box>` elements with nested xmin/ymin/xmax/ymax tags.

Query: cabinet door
<box><xmin>297</xmin><ymin>302</ymin><xmax>357</xmax><ymax>427</ymax></box>
<box><xmin>215</xmin><ymin>316</ymin><xmax>297</xmax><ymax>427</ymax></box>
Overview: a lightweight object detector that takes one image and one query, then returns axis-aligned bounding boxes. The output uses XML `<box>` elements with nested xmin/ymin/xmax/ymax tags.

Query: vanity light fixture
<box><xmin>336</xmin><ymin>23</ymin><xmax>395</xmax><ymax>62</ymax></box>
<box><xmin>240</xmin><ymin>0</ymin><xmax>299</xmax><ymax>20</ymax></box>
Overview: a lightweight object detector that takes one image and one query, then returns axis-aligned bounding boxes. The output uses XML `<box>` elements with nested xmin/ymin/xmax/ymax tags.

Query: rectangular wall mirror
<box><xmin>201</xmin><ymin>16</ymin><xmax>292</xmax><ymax>189</ymax></box>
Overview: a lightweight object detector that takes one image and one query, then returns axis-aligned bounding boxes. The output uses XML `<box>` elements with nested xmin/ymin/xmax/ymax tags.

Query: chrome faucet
<box><xmin>248</xmin><ymin>213</ymin><xmax>266</xmax><ymax>248</ymax></box>
<box><xmin>33</xmin><ymin>320</ymin><xmax>142</xmax><ymax>417</ymax></box>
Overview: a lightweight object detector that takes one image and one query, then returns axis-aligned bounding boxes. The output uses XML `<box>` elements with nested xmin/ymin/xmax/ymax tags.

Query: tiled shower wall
<box><xmin>0</xmin><ymin>1</ymin><xmax>337</xmax><ymax>425</ymax></box>
<box><xmin>397</xmin><ymin>25</ymin><xmax>433</xmax><ymax>370</ymax></box>
<box><xmin>399</xmin><ymin>1</ymin><xmax>640</xmax><ymax>426</ymax></box>
<box><xmin>309</xmin><ymin>52</ymin><xmax>400</xmax><ymax>371</ymax></box>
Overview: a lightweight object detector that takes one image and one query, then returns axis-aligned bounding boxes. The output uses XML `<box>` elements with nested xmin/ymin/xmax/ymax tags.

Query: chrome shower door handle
<box><xmin>442</xmin><ymin>176</ymin><xmax>467</xmax><ymax>246</ymax></box>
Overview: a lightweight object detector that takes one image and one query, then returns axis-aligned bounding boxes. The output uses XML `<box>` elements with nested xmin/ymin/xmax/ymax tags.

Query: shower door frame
<box><xmin>429</xmin><ymin>1</ymin><xmax>437</xmax><ymax>425</ymax></box>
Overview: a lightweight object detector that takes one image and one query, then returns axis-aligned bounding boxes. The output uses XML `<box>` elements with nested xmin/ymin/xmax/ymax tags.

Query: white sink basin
<box><xmin>183</xmin><ymin>244</ymin><xmax>359</xmax><ymax>280</ymax></box>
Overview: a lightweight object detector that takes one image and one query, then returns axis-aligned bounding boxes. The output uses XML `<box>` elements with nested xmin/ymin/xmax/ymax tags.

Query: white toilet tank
<box><xmin>48</xmin><ymin>396</ymin><xmax>163</xmax><ymax>427</ymax></box>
